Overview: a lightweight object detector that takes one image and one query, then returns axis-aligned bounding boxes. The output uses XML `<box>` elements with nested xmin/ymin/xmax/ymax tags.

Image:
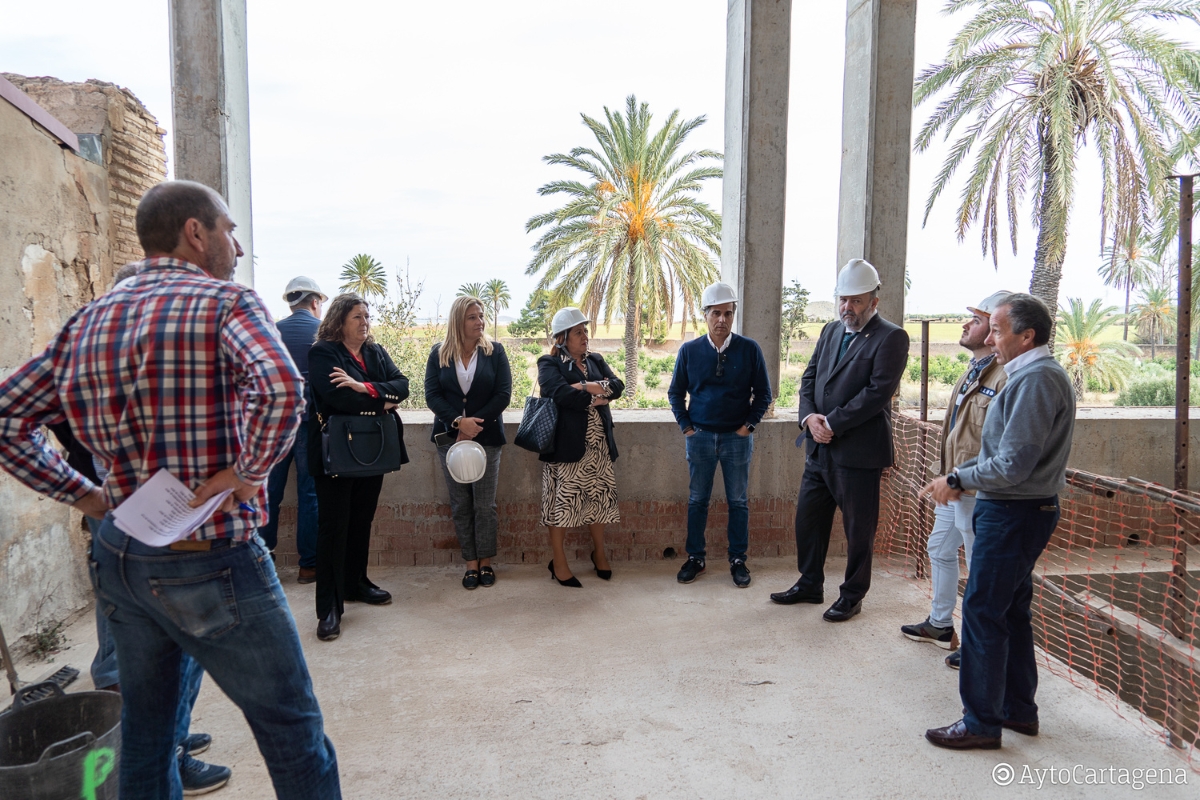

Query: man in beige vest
<box><xmin>901</xmin><ymin>291</ymin><xmax>1011</xmax><ymax>666</ymax></box>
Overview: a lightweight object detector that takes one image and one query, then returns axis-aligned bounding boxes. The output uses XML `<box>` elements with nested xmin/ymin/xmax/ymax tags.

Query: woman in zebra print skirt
<box><xmin>536</xmin><ymin>309</ymin><xmax>624</xmax><ymax>587</ymax></box>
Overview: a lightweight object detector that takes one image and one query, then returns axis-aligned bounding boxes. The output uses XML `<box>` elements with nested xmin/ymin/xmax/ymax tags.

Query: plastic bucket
<box><xmin>0</xmin><ymin>682</ymin><xmax>121</xmax><ymax>800</ymax></box>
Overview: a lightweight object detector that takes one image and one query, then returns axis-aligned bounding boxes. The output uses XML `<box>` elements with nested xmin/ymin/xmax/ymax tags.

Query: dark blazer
<box><xmin>537</xmin><ymin>352</ymin><xmax>624</xmax><ymax>464</ymax></box>
<box><xmin>798</xmin><ymin>314</ymin><xmax>909</xmax><ymax>469</ymax></box>
<box><xmin>306</xmin><ymin>339</ymin><xmax>410</xmax><ymax>475</ymax></box>
<box><xmin>424</xmin><ymin>342</ymin><xmax>512</xmax><ymax>447</ymax></box>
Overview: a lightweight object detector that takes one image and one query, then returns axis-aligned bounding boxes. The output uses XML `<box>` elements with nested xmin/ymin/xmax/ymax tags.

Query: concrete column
<box><xmin>835</xmin><ymin>0</ymin><xmax>917</xmax><ymax>325</ymax></box>
<box><xmin>168</xmin><ymin>0</ymin><xmax>254</xmax><ymax>286</ymax></box>
<box><xmin>722</xmin><ymin>0</ymin><xmax>791</xmax><ymax>403</ymax></box>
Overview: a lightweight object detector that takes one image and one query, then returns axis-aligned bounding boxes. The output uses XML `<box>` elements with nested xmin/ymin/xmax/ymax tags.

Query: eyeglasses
<box><xmin>715</xmin><ymin>351</ymin><xmax>726</xmax><ymax>378</ymax></box>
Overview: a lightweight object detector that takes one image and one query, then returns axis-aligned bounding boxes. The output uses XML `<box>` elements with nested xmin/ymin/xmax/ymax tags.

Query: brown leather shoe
<box><xmin>925</xmin><ymin>719</ymin><xmax>1001</xmax><ymax>750</ymax></box>
<box><xmin>297</xmin><ymin>567</ymin><xmax>316</xmax><ymax>584</ymax></box>
<box><xmin>1003</xmin><ymin>718</ymin><xmax>1039</xmax><ymax>736</ymax></box>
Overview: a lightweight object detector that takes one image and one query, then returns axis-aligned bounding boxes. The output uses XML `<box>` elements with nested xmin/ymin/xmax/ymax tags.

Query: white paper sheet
<box><xmin>112</xmin><ymin>469</ymin><xmax>232</xmax><ymax>547</ymax></box>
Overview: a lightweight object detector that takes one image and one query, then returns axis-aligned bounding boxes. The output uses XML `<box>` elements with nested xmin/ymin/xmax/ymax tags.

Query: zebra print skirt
<box><xmin>540</xmin><ymin>407</ymin><xmax>621</xmax><ymax>528</ymax></box>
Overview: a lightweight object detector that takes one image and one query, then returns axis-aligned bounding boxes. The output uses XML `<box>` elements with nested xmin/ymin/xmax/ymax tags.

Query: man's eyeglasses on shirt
<box><xmin>715</xmin><ymin>351</ymin><xmax>726</xmax><ymax>378</ymax></box>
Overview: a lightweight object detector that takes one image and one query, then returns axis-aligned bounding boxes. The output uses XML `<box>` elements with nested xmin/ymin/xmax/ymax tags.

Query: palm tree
<box><xmin>913</xmin><ymin>0</ymin><xmax>1200</xmax><ymax>345</ymax></box>
<box><xmin>481</xmin><ymin>279</ymin><xmax>512</xmax><ymax>339</ymax></box>
<box><xmin>1098</xmin><ymin>238</ymin><xmax>1156</xmax><ymax>341</ymax></box>
<box><xmin>1056</xmin><ymin>298</ymin><xmax>1138</xmax><ymax>399</ymax></box>
<box><xmin>526</xmin><ymin>95</ymin><xmax>722</xmax><ymax>399</ymax></box>
<box><xmin>457</xmin><ymin>282</ymin><xmax>485</xmax><ymax>301</ymax></box>
<box><xmin>1132</xmin><ymin>281</ymin><xmax>1176</xmax><ymax>360</ymax></box>
<box><xmin>339</xmin><ymin>254</ymin><xmax>388</xmax><ymax>299</ymax></box>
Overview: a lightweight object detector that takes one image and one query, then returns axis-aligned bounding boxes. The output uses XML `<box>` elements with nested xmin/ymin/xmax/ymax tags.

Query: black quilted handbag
<box><xmin>513</xmin><ymin>395</ymin><xmax>558</xmax><ymax>454</ymax></box>
<box><xmin>320</xmin><ymin>411</ymin><xmax>404</xmax><ymax>478</ymax></box>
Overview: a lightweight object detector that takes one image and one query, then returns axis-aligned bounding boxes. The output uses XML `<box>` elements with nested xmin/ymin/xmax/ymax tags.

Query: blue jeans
<box><xmin>926</xmin><ymin>496</ymin><xmax>976</xmax><ymax>629</ymax></box>
<box><xmin>960</xmin><ymin>496</ymin><xmax>1059</xmax><ymax>737</ymax></box>
<box><xmin>684</xmin><ymin>429</ymin><xmax>753</xmax><ymax>562</ymax></box>
<box><xmin>90</xmin><ymin>515</ymin><xmax>340</xmax><ymax>799</ymax></box>
<box><xmin>260</xmin><ymin>423</ymin><xmax>318</xmax><ymax>567</ymax></box>
<box><xmin>88</xmin><ymin>517</ymin><xmax>206</xmax><ymax>756</ymax></box>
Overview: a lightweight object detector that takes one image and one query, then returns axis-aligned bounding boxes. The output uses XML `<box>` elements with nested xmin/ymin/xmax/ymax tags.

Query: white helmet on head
<box><xmin>701</xmin><ymin>281</ymin><xmax>738</xmax><ymax>310</ymax></box>
<box><xmin>445</xmin><ymin>440</ymin><xmax>488</xmax><ymax>484</ymax></box>
<box><xmin>836</xmin><ymin>259</ymin><xmax>881</xmax><ymax>297</ymax></box>
<box><xmin>967</xmin><ymin>290</ymin><xmax>1014</xmax><ymax>317</ymax></box>
<box><xmin>551</xmin><ymin>307</ymin><xmax>589</xmax><ymax>337</ymax></box>
<box><xmin>283</xmin><ymin>276</ymin><xmax>328</xmax><ymax>305</ymax></box>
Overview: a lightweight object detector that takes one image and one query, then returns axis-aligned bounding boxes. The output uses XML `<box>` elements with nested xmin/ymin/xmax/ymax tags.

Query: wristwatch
<box><xmin>452</xmin><ymin>416</ymin><xmax>462</xmax><ymax>430</ymax></box>
<box><xmin>745</xmin><ymin>423</ymin><xmax>756</xmax><ymax>433</ymax></box>
<box><xmin>946</xmin><ymin>472</ymin><xmax>961</xmax><ymax>490</ymax></box>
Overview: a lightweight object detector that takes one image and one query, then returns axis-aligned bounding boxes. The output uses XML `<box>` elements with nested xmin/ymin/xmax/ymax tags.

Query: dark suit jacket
<box><xmin>798</xmin><ymin>314</ymin><xmax>909</xmax><ymax>469</ymax></box>
<box><xmin>424</xmin><ymin>342</ymin><xmax>512</xmax><ymax>447</ymax></box>
<box><xmin>536</xmin><ymin>353</ymin><xmax>624</xmax><ymax>464</ymax></box>
<box><xmin>306</xmin><ymin>339</ymin><xmax>410</xmax><ymax>475</ymax></box>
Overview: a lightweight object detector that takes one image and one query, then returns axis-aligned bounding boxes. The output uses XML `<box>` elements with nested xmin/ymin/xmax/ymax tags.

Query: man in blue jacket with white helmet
<box><xmin>668</xmin><ymin>281</ymin><xmax>772</xmax><ymax>588</ymax></box>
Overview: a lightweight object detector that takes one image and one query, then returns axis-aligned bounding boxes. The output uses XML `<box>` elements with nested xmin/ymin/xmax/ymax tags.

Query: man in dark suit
<box><xmin>770</xmin><ymin>259</ymin><xmax>909</xmax><ymax>621</ymax></box>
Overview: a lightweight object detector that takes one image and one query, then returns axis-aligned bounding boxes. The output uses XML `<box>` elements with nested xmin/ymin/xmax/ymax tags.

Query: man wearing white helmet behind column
<box><xmin>900</xmin><ymin>291</ymin><xmax>1011</xmax><ymax>668</ymax></box>
<box><xmin>668</xmin><ymin>281</ymin><xmax>772</xmax><ymax>588</ymax></box>
<box><xmin>261</xmin><ymin>276</ymin><xmax>327</xmax><ymax>581</ymax></box>
<box><xmin>770</xmin><ymin>259</ymin><xmax>908</xmax><ymax>621</ymax></box>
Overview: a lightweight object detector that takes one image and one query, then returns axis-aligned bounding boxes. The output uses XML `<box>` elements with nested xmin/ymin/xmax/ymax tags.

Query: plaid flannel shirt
<box><xmin>0</xmin><ymin>257</ymin><xmax>304</xmax><ymax>541</ymax></box>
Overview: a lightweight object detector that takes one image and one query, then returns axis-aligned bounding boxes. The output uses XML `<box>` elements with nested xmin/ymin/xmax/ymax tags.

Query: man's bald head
<box><xmin>136</xmin><ymin>181</ymin><xmax>228</xmax><ymax>255</ymax></box>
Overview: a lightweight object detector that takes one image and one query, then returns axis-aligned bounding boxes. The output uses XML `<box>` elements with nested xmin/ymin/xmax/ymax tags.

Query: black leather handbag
<box><xmin>319</xmin><ymin>411</ymin><xmax>404</xmax><ymax>478</ymax></box>
<box><xmin>513</xmin><ymin>396</ymin><xmax>558</xmax><ymax>454</ymax></box>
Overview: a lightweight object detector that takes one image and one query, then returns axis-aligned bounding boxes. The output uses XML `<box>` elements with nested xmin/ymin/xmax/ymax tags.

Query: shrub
<box><xmin>1115</xmin><ymin>377</ymin><xmax>1200</xmax><ymax>406</ymax></box>
<box><xmin>636</xmin><ymin>396</ymin><xmax>670</xmax><ymax>408</ymax></box>
<box><xmin>777</xmin><ymin>376</ymin><xmax>798</xmax><ymax>408</ymax></box>
<box><xmin>644</xmin><ymin>371</ymin><xmax>661</xmax><ymax>389</ymax></box>
<box><xmin>509</xmin><ymin>353</ymin><xmax>534</xmax><ymax>407</ymax></box>
<box><xmin>521</xmin><ymin>343</ymin><xmax>543</xmax><ymax>355</ymax></box>
<box><xmin>906</xmin><ymin>355</ymin><xmax>967</xmax><ymax>386</ymax></box>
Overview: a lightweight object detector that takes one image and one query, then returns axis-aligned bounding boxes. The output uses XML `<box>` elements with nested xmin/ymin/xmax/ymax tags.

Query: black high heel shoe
<box><xmin>590</xmin><ymin>551</ymin><xmax>612</xmax><ymax>581</ymax></box>
<box><xmin>548</xmin><ymin>560</ymin><xmax>582</xmax><ymax>588</ymax></box>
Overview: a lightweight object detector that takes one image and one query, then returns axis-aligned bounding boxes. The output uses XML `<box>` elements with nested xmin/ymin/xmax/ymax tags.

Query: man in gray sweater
<box><xmin>920</xmin><ymin>294</ymin><xmax>1075</xmax><ymax>750</ymax></box>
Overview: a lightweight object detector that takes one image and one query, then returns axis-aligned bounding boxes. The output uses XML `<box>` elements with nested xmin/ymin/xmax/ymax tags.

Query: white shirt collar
<box><xmin>707</xmin><ymin>332</ymin><xmax>734</xmax><ymax>353</ymax></box>
<box><xmin>1002</xmin><ymin>344</ymin><xmax>1051</xmax><ymax>376</ymax></box>
<box><xmin>455</xmin><ymin>348</ymin><xmax>479</xmax><ymax>393</ymax></box>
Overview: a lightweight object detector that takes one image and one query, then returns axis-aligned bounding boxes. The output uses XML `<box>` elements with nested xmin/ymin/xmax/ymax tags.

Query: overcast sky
<box><xmin>5</xmin><ymin>1</ymin><xmax>1197</xmax><ymax>322</ymax></box>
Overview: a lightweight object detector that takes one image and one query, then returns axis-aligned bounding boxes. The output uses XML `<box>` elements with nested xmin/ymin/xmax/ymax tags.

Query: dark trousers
<box><xmin>313</xmin><ymin>473</ymin><xmax>385</xmax><ymax>619</ymax></box>
<box><xmin>793</xmin><ymin>447</ymin><xmax>882</xmax><ymax>603</ymax></box>
<box><xmin>961</xmin><ymin>496</ymin><xmax>1059</xmax><ymax>737</ymax></box>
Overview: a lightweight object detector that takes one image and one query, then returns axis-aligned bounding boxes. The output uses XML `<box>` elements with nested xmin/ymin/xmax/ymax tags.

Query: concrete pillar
<box><xmin>722</xmin><ymin>0</ymin><xmax>791</xmax><ymax>402</ymax></box>
<box><xmin>168</xmin><ymin>0</ymin><xmax>254</xmax><ymax>286</ymax></box>
<box><xmin>835</xmin><ymin>0</ymin><xmax>917</xmax><ymax>325</ymax></box>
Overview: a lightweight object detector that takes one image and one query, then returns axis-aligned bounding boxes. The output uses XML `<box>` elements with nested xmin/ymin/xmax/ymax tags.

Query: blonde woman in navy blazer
<box><xmin>425</xmin><ymin>296</ymin><xmax>512</xmax><ymax>589</ymax></box>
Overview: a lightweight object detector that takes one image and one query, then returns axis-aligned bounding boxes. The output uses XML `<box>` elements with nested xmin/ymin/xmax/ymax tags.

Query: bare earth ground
<box><xmin>20</xmin><ymin>557</ymin><xmax>1193</xmax><ymax>799</ymax></box>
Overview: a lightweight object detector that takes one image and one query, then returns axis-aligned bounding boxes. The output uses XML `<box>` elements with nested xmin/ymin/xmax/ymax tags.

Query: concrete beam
<box><xmin>835</xmin><ymin>0</ymin><xmax>917</xmax><ymax>325</ymax></box>
<box><xmin>168</xmin><ymin>0</ymin><xmax>254</xmax><ymax>286</ymax></box>
<box><xmin>721</xmin><ymin>0</ymin><xmax>791</xmax><ymax>403</ymax></box>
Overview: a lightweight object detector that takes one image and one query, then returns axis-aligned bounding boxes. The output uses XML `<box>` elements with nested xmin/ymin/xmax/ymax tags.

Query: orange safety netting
<box><xmin>879</xmin><ymin>413</ymin><xmax>1199</xmax><ymax>769</ymax></box>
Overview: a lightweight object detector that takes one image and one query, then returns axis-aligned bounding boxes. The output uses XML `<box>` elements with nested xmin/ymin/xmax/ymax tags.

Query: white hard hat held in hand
<box><xmin>836</xmin><ymin>259</ymin><xmax>881</xmax><ymax>297</ymax></box>
<box><xmin>446</xmin><ymin>440</ymin><xmax>488</xmax><ymax>484</ymax></box>
<box><xmin>551</xmin><ymin>307</ymin><xmax>590</xmax><ymax>337</ymax></box>
<box><xmin>701</xmin><ymin>281</ymin><xmax>738</xmax><ymax>309</ymax></box>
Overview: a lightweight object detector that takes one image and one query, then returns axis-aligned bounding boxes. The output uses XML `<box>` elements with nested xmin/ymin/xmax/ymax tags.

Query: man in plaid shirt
<box><xmin>0</xmin><ymin>181</ymin><xmax>340</xmax><ymax>799</ymax></box>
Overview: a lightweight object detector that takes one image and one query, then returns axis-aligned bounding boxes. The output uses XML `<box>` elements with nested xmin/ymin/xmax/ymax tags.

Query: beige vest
<box><xmin>933</xmin><ymin>357</ymin><xmax>1008</xmax><ymax>486</ymax></box>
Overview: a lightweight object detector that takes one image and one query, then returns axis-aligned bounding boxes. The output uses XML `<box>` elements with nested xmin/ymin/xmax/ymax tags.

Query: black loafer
<box><xmin>347</xmin><ymin>586</ymin><xmax>392</xmax><ymax>605</ymax></box>
<box><xmin>822</xmin><ymin>596</ymin><xmax>862</xmax><ymax>622</ymax></box>
<box><xmin>479</xmin><ymin>566</ymin><xmax>496</xmax><ymax>587</ymax></box>
<box><xmin>925</xmin><ymin>719</ymin><xmax>1001</xmax><ymax>750</ymax></box>
<box><xmin>1003</xmin><ymin>718</ymin><xmax>1039</xmax><ymax>736</ymax></box>
<box><xmin>770</xmin><ymin>580</ymin><xmax>824</xmax><ymax>605</ymax></box>
<box><xmin>462</xmin><ymin>570</ymin><xmax>480</xmax><ymax>590</ymax></box>
<box><xmin>317</xmin><ymin>609</ymin><xmax>340</xmax><ymax>641</ymax></box>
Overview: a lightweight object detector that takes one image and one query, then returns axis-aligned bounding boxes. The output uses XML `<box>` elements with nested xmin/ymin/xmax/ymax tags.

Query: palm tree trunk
<box><xmin>493</xmin><ymin>300</ymin><xmax>500</xmax><ymax>340</ymax></box>
<box><xmin>1072</xmin><ymin>370</ymin><xmax>1084</xmax><ymax>401</ymax></box>
<box><xmin>1123</xmin><ymin>281</ymin><xmax>1131</xmax><ymax>341</ymax></box>
<box><xmin>1029</xmin><ymin>154</ymin><xmax>1067</xmax><ymax>351</ymax></box>
<box><xmin>1151</xmin><ymin>320</ymin><xmax>1156</xmax><ymax>360</ymax></box>
<box><xmin>623</xmin><ymin>264</ymin><xmax>640</xmax><ymax>402</ymax></box>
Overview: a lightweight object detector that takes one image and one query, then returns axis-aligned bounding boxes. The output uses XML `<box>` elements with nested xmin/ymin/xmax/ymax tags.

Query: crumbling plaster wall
<box><xmin>0</xmin><ymin>76</ymin><xmax>165</xmax><ymax>648</ymax></box>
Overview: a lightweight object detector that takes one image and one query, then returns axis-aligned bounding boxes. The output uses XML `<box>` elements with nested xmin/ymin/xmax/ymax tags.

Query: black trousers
<box><xmin>794</xmin><ymin>446</ymin><xmax>882</xmax><ymax>604</ymax></box>
<box><xmin>313</xmin><ymin>473</ymin><xmax>385</xmax><ymax>619</ymax></box>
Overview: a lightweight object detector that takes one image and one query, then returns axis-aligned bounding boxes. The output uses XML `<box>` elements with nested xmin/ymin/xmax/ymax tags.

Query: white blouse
<box><xmin>456</xmin><ymin>349</ymin><xmax>479</xmax><ymax>394</ymax></box>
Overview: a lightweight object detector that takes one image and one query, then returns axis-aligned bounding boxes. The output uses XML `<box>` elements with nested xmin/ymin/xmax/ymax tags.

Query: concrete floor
<box><xmin>17</xmin><ymin>557</ymin><xmax>1194</xmax><ymax>799</ymax></box>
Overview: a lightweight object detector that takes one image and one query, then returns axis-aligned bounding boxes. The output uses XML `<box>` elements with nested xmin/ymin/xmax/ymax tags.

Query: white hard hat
<box><xmin>445</xmin><ymin>440</ymin><xmax>488</xmax><ymax>484</ymax></box>
<box><xmin>283</xmin><ymin>276</ymin><xmax>328</xmax><ymax>304</ymax></box>
<box><xmin>967</xmin><ymin>290</ymin><xmax>1015</xmax><ymax>317</ymax></box>
<box><xmin>551</xmin><ymin>307</ymin><xmax>589</xmax><ymax>337</ymax></box>
<box><xmin>835</xmin><ymin>259</ymin><xmax>881</xmax><ymax>297</ymax></box>
<box><xmin>701</xmin><ymin>281</ymin><xmax>738</xmax><ymax>309</ymax></box>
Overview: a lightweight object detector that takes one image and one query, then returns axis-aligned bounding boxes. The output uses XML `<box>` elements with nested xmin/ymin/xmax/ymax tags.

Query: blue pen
<box><xmin>239</xmin><ymin>502</ymin><xmax>256</xmax><ymax>514</ymax></box>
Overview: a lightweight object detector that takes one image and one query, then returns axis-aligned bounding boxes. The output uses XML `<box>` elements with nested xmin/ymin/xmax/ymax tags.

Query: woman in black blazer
<box><xmin>307</xmin><ymin>293</ymin><xmax>409</xmax><ymax>642</ymax></box>
<box><xmin>537</xmin><ymin>308</ymin><xmax>624</xmax><ymax>587</ymax></box>
<box><xmin>425</xmin><ymin>296</ymin><xmax>512</xmax><ymax>589</ymax></box>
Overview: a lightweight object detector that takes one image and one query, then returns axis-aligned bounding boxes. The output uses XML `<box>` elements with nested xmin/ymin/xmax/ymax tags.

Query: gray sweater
<box><xmin>956</xmin><ymin>356</ymin><xmax>1075</xmax><ymax>500</ymax></box>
